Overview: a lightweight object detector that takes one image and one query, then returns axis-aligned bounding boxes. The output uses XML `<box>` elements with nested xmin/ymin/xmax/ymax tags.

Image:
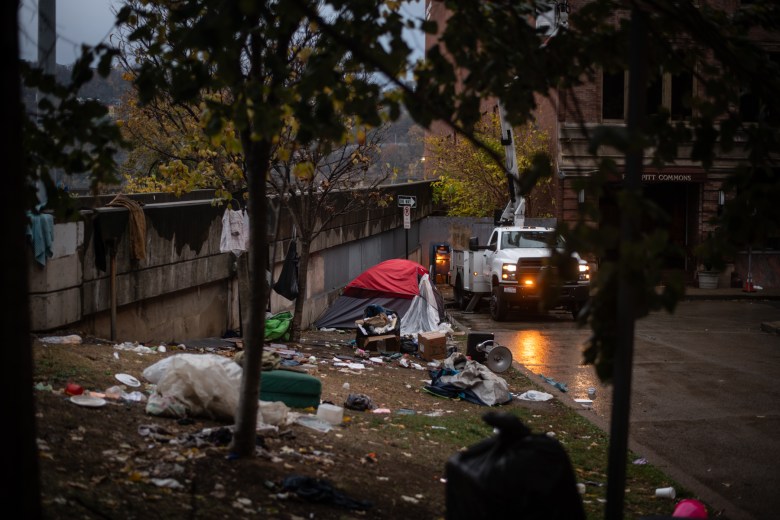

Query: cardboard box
<box><xmin>358</xmin><ymin>334</ymin><xmax>400</xmax><ymax>352</ymax></box>
<box><xmin>418</xmin><ymin>331</ymin><xmax>447</xmax><ymax>361</ymax></box>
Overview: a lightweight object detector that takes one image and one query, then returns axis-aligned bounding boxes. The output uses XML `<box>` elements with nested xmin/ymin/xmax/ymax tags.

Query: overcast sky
<box><xmin>19</xmin><ymin>0</ymin><xmax>425</xmax><ymax>66</ymax></box>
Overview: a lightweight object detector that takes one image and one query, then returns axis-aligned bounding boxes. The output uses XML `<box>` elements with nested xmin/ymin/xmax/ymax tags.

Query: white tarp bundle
<box><xmin>400</xmin><ymin>273</ymin><xmax>444</xmax><ymax>336</ymax></box>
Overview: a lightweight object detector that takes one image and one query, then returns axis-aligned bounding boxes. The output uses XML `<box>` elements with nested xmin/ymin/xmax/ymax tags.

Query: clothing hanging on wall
<box><xmin>26</xmin><ymin>211</ymin><xmax>54</xmax><ymax>266</ymax></box>
<box><xmin>106</xmin><ymin>194</ymin><xmax>147</xmax><ymax>262</ymax></box>
<box><xmin>273</xmin><ymin>235</ymin><xmax>300</xmax><ymax>301</ymax></box>
<box><xmin>220</xmin><ymin>200</ymin><xmax>249</xmax><ymax>256</ymax></box>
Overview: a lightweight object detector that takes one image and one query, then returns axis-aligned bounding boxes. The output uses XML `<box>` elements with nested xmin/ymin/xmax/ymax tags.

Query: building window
<box><xmin>670</xmin><ymin>71</ymin><xmax>693</xmax><ymax>120</ymax></box>
<box><xmin>739</xmin><ymin>52</ymin><xmax>779</xmax><ymax>123</ymax></box>
<box><xmin>602</xmin><ymin>68</ymin><xmax>693</xmax><ymax>121</ymax></box>
<box><xmin>602</xmin><ymin>70</ymin><xmax>626</xmax><ymax>120</ymax></box>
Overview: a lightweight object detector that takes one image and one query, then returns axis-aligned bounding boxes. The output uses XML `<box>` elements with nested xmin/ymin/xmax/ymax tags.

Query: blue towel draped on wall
<box><xmin>26</xmin><ymin>211</ymin><xmax>54</xmax><ymax>266</ymax></box>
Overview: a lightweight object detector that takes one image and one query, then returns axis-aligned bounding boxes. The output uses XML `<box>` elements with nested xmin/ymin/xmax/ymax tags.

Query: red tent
<box><xmin>343</xmin><ymin>259</ymin><xmax>428</xmax><ymax>298</ymax></box>
<box><xmin>314</xmin><ymin>259</ymin><xmax>444</xmax><ymax>331</ymax></box>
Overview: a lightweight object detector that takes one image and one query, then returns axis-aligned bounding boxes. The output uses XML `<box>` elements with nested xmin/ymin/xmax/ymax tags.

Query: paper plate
<box><xmin>70</xmin><ymin>394</ymin><xmax>107</xmax><ymax>408</ymax></box>
<box><xmin>115</xmin><ymin>373</ymin><xmax>141</xmax><ymax>387</ymax></box>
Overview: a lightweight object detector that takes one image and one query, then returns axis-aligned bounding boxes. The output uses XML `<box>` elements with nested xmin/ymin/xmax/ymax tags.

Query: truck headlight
<box><xmin>501</xmin><ymin>263</ymin><xmax>517</xmax><ymax>281</ymax></box>
<box><xmin>578</xmin><ymin>263</ymin><xmax>590</xmax><ymax>282</ymax></box>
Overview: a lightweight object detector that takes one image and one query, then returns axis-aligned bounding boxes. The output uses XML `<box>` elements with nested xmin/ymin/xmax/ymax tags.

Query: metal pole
<box><xmin>37</xmin><ymin>0</ymin><xmax>56</xmax><ymax>75</ymax></box>
<box><xmin>605</xmin><ymin>7</ymin><xmax>647</xmax><ymax>520</ymax></box>
<box><xmin>35</xmin><ymin>0</ymin><xmax>57</xmax><ymax>206</ymax></box>
<box><xmin>405</xmin><ymin>229</ymin><xmax>409</xmax><ymax>259</ymax></box>
<box><xmin>109</xmin><ymin>240</ymin><xmax>117</xmax><ymax>341</ymax></box>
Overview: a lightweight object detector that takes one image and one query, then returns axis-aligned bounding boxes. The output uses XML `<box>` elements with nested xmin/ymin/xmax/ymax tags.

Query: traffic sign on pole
<box><xmin>403</xmin><ymin>205</ymin><xmax>411</xmax><ymax>229</ymax></box>
<box><xmin>397</xmin><ymin>195</ymin><xmax>417</xmax><ymax>208</ymax></box>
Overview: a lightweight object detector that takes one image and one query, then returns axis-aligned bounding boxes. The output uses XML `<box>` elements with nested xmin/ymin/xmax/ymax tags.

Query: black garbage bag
<box><xmin>273</xmin><ymin>240</ymin><xmax>299</xmax><ymax>300</ymax></box>
<box><xmin>343</xmin><ymin>393</ymin><xmax>375</xmax><ymax>411</ymax></box>
<box><xmin>445</xmin><ymin>412</ymin><xmax>585</xmax><ymax>520</ymax></box>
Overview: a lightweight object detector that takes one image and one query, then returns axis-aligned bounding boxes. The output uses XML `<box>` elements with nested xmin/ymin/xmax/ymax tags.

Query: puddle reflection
<box><xmin>494</xmin><ymin>330</ymin><xmax>552</xmax><ymax>368</ymax></box>
<box><xmin>494</xmin><ymin>330</ymin><xmax>608</xmax><ymax>416</ymax></box>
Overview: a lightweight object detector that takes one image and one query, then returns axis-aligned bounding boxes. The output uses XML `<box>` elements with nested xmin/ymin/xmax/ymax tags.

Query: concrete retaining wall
<box><xmin>28</xmin><ymin>183</ymin><xmax>435</xmax><ymax>343</ymax></box>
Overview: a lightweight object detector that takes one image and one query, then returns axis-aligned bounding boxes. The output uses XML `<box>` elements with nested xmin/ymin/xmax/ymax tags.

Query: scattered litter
<box><xmin>344</xmin><ymin>393</ymin><xmax>375</xmax><ymax>411</ymax></box>
<box><xmin>395</xmin><ymin>408</ymin><xmax>416</xmax><ymax>415</ymax></box>
<box><xmin>584</xmin><ymin>480</ymin><xmax>604</xmax><ymax>487</ymax></box>
<box><xmin>372</xmin><ymin>408</ymin><xmax>391</xmax><ymax>414</ymax></box>
<box><xmin>34</xmin><ymin>383</ymin><xmax>53</xmax><ymax>392</ymax></box>
<box><xmin>574</xmin><ymin>398</ymin><xmax>593</xmax><ymax>407</ymax></box>
<box><xmin>633</xmin><ymin>457</ymin><xmax>648</xmax><ymax>465</ymax></box>
<box><xmin>146</xmin><ymin>393</ymin><xmax>188</xmax><ymax>418</ymax></box>
<box><xmin>539</xmin><ymin>374</ymin><xmax>568</xmax><ymax>392</ymax></box>
<box><xmin>369</xmin><ymin>357</ymin><xmax>384</xmax><ymax>364</ymax></box>
<box><xmin>65</xmin><ymin>382</ymin><xmax>84</xmax><ymax>396</ymax></box>
<box><xmin>40</xmin><ymin>334</ymin><xmax>82</xmax><ymax>345</ymax></box>
<box><xmin>122</xmin><ymin>391</ymin><xmax>147</xmax><ymax>403</ymax></box>
<box><xmin>516</xmin><ymin>390</ymin><xmax>554</xmax><ymax>401</ymax></box>
<box><xmin>316</xmin><ymin>403</ymin><xmax>344</xmax><ymax>425</ymax></box>
<box><xmin>115</xmin><ymin>373</ymin><xmax>141</xmax><ymax>387</ymax></box>
<box><xmin>69</xmin><ymin>394</ymin><xmax>107</xmax><ymax>408</ymax></box>
<box><xmin>294</xmin><ymin>415</ymin><xmax>334</xmax><ymax>433</ymax></box>
<box><xmin>150</xmin><ymin>478</ymin><xmax>184</xmax><ymax>489</ymax></box>
<box><xmin>655</xmin><ymin>486</ymin><xmax>676</xmax><ymax>499</ymax></box>
<box><xmin>138</xmin><ymin>424</ymin><xmax>174</xmax><ymax>441</ymax></box>
<box><xmin>281</xmin><ymin>474</ymin><xmax>372</xmax><ymax>511</ymax></box>
<box><xmin>113</xmin><ymin>342</ymin><xmax>156</xmax><ymax>354</ymax></box>
<box><xmin>401</xmin><ymin>495</ymin><xmax>419</xmax><ymax>504</ymax></box>
<box><xmin>430</xmin><ymin>425</ymin><xmax>447</xmax><ymax>430</ymax></box>
<box><xmin>334</xmin><ymin>362</ymin><xmax>366</xmax><ymax>370</ymax></box>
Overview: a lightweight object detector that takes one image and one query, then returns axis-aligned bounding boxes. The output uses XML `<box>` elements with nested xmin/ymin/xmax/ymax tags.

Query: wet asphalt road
<box><xmin>446</xmin><ymin>298</ymin><xmax>780</xmax><ymax>520</ymax></box>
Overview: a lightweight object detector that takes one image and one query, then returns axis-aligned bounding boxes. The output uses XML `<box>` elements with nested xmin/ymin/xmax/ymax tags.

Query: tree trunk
<box><xmin>229</xmin><ymin>136</ymin><xmax>270</xmax><ymax>458</ymax></box>
<box><xmin>3</xmin><ymin>0</ymin><xmax>42</xmax><ymax>514</ymax></box>
<box><xmin>290</xmin><ymin>239</ymin><xmax>311</xmax><ymax>342</ymax></box>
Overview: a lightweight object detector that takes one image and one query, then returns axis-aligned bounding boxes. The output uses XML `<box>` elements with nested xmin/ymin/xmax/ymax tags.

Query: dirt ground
<box><xmin>32</xmin><ymin>327</ymin><xmax>561</xmax><ymax>520</ymax></box>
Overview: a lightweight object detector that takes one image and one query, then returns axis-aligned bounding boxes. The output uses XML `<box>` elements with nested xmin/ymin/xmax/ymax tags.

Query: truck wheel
<box><xmin>454</xmin><ymin>276</ymin><xmax>467</xmax><ymax>310</ymax></box>
<box><xmin>490</xmin><ymin>285</ymin><xmax>508</xmax><ymax>321</ymax></box>
<box><xmin>570</xmin><ymin>301</ymin><xmax>581</xmax><ymax>320</ymax></box>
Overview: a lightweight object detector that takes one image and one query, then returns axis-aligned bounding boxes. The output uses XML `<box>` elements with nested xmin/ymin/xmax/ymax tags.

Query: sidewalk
<box><xmin>682</xmin><ymin>286</ymin><xmax>780</xmax><ymax>335</ymax></box>
<box><xmin>682</xmin><ymin>286</ymin><xmax>780</xmax><ymax>301</ymax></box>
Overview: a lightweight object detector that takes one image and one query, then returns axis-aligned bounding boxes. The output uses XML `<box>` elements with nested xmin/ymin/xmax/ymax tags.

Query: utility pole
<box><xmin>36</xmin><ymin>0</ymin><xmax>57</xmax><ymax>200</ymax></box>
<box><xmin>604</xmin><ymin>7</ymin><xmax>648</xmax><ymax>520</ymax></box>
<box><xmin>38</xmin><ymin>0</ymin><xmax>56</xmax><ymax>76</ymax></box>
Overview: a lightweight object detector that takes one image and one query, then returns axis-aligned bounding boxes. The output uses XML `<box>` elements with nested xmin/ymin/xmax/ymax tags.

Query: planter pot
<box><xmin>698</xmin><ymin>270</ymin><xmax>719</xmax><ymax>289</ymax></box>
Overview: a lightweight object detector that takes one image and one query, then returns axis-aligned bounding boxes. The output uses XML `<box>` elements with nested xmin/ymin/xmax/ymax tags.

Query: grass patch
<box><xmin>369</xmin><ymin>367</ymin><xmax>701</xmax><ymax>519</ymax></box>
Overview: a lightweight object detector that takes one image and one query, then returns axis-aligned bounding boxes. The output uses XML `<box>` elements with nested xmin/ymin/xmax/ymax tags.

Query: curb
<box><xmin>761</xmin><ymin>321</ymin><xmax>780</xmax><ymax>335</ymax></box>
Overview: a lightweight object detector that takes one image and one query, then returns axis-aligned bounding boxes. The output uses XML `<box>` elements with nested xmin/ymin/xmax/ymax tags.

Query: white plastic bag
<box><xmin>150</xmin><ymin>354</ymin><xmax>243</xmax><ymax>421</ymax></box>
<box><xmin>143</xmin><ymin>353</ymin><xmax>242</xmax><ymax>384</ymax></box>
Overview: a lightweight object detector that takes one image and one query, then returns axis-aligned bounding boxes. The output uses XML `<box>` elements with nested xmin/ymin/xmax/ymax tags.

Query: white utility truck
<box><xmin>449</xmin><ymin>102</ymin><xmax>590</xmax><ymax>321</ymax></box>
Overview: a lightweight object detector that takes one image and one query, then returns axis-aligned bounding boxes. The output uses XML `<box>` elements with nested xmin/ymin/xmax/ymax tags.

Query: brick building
<box><xmin>423</xmin><ymin>0</ymin><xmax>780</xmax><ymax>288</ymax></box>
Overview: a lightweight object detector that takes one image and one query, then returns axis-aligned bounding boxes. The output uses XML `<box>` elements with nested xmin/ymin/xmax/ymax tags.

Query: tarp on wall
<box><xmin>314</xmin><ymin>259</ymin><xmax>445</xmax><ymax>335</ymax></box>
